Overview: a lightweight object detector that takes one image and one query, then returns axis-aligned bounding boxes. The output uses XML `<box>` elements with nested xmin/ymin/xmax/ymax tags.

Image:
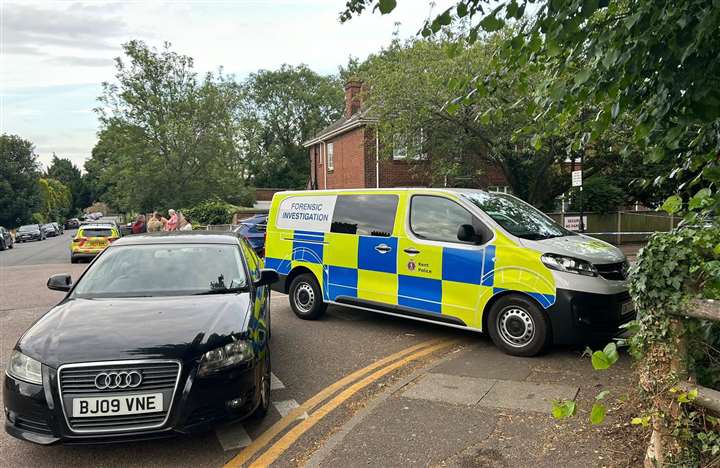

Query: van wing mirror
<box><xmin>47</xmin><ymin>274</ymin><xmax>72</xmax><ymax>292</ymax></box>
<box><xmin>254</xmin><ymin>269</ymin><xmax>279</xmax><ymax>287</ymax></box>
<box><xmin>457</xmin><ymin>224</ymin><xmax>477</xmax><ymax>243</ymax></box>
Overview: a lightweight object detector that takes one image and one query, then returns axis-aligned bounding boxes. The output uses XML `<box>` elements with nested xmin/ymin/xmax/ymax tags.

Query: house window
<box><xmin>392</xmin><ymin>129</ymin><xmax>426</xmax><ymax>160</ymax></box>
<box><xmin>327</xmin><ymin>142</ymin><xmax>334</xmax><ymax>171</ymax></box>
<box><xmin>488</xmin><ymin>186</ymin><xmax>511</xmax><ymax>194</ymax></box>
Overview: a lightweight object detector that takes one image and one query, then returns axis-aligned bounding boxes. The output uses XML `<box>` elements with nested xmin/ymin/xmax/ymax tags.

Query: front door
<box><xmin>399</xmin><ymin>194</ymin><xmax>493</xmax><ymax>328</ymax></box>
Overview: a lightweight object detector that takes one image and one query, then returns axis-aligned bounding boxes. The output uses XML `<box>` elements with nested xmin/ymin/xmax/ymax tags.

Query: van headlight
<box><xmin>541</xmin><ymin>254</ymin><xmax>598</xmax><ymax>277</ymax></box>
<box><xmin>198</xmin><ymin>340</ymin><xmax>255</xmax><ymax>377</ymax></box>
<box><xmin>7</xmin><ymin>351</ymin><xmax>43</xmax><ymax>385</ymax></box>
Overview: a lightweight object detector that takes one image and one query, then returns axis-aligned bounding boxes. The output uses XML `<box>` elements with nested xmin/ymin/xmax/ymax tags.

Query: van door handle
<box><xmin>403</xmin><ymin>247</ymin><xmax>420</xmax><ymax>255</ymax></box>
<box><xmin>374</xmin><ymin>244</ymin><xmax>392</xmax><ymax>254</ymax></box>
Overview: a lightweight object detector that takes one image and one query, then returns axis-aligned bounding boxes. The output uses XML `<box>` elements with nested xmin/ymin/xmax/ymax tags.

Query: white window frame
<box><xmin>327</xmin><ymin>142</ymin><xmax>334</xmax><ymax>172</ymax></box>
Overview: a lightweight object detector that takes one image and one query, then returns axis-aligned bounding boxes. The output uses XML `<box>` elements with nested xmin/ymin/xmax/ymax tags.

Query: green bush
<box><xmin>569</xmin><ymin>176</ymin><xmax>625</xmax><ymax>214</ymax></box>
<box><xmin>183</xmin><ymin>200</ymin><xmax>238</xmax><ymax>226</ymax></box>
<box><xmin>31</xmin><ymin>212</ymin><xmax>46</xmax><ymax>224</ymax></box>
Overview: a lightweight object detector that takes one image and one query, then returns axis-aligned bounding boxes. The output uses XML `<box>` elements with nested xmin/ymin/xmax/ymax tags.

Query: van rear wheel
<box><xmin>487</xmin><ymin>294</ymin><xmax>550</xmax><ymax>357</ymax></box>
<box><xmin>288</xmin><ymin>273</ymin><xmax>326</xmax><ymax>320</ymax></box>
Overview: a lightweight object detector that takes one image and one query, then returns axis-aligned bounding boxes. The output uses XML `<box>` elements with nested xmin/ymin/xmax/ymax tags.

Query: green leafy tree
<box><xmin>46</xmin><ymin>154</ymin><xmax>90</xmax><ymax>214</ymax></box>
<box><xmin>341</xmin><ymin>0</ymin><xmax>719</xmax><ymax>217</ymax></box>
<box><xmin>239</xmin><ymin>65</ymin><xmax>344</xmax><ymax>188</ymax></box>
<box><xmin>0</xmin><ymin>134</ymin><xmax>41</xmax><ymax>227</ymax></box>
<box><xmin>355</xmin><ymin>35</ymin><xmax>627</xmax><ymax>209</ymax></box>
<box><xmin>37</xmin><ymin>178</ymin><xmax>72</xmax><ymax>222</ymax></box>
<box><xmin>88</xmin><ymin>40</ymin><xmax>252</xmax><ymax>212</ymax></box>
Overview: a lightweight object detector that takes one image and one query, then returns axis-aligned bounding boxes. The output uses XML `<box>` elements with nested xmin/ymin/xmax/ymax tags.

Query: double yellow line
<box><xmin>225</xmin><ymin>338</ymin><xmax>455</xmax><ymax>467</ymax></box>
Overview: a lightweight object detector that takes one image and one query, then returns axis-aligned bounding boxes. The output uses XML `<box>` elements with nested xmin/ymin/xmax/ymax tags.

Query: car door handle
<box><xmin>374</xmin><ymin>244</ymin><xmax>392</xmax><ymax>254</ymax></box>
<box><xmin>403</xmin><ymin>247</ymin><xmax>420</xmax><ymax>255</ymax></box>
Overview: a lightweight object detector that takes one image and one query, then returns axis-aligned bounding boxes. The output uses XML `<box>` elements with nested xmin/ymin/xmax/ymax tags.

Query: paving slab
<box><xmin>477</xmin><ymin>380</ymin><xmax>579</xmax><ymax>413</ymax></box>
<box><xmin>401</xmin><ymin>373</ymin><xmax>496</xmax><ymax>406</ymax></box>
<box><xmin>430</xmin><ymin>343</ymin><xmax>535</xmax><ymax>381</ymax></box>
<box><xmin>318</xmin><ymin>397</ymin><xmax>497</xmax><ymax>468</ymax></box>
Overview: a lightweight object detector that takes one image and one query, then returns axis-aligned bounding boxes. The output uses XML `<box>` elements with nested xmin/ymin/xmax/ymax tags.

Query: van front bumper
<box><xmin>547</xmin><ymin>289</ymin><xmax>635</xmax><ymax>345</ymax></box>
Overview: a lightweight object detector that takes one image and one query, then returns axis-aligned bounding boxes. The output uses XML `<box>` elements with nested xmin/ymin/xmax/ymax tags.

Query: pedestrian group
<box><xmin>132</xmin><ymin>209</ymin><xmax>193</xmax><ymax>234</ymax></box>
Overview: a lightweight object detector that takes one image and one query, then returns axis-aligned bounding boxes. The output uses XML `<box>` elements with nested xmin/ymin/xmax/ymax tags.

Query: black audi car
<box><xmin>4</xmin><ymin>232</ymin><xmax>277</xmax><ymax>445</ymax></box>
<box><xmin>15</xmin><ymin>224</ymin><xmax>45</xmax><ymax>242</ymax></box>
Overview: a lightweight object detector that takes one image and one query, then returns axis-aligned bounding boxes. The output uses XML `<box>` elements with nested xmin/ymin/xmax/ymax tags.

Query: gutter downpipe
<box><xmin>375</xmin><ymin>126</ymin><xmax>380</xmax><ymax>188</ymax></box>
<box><xmin>322</xmin><ymin>140</ymin><xmax>328</xmax><ymax>190</ymax></box>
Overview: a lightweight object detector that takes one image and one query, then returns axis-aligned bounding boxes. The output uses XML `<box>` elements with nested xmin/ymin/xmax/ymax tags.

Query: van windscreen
<box><xmin>462</xmin><ymin>192</ymin><xmax>571</xmax><ymax>240</ymax></box>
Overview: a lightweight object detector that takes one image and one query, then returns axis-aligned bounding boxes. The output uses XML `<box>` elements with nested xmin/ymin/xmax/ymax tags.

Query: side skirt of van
<box><xmin>330</xmin><ymin>296</ymin><xmax>482</xmax><ymax>333</ymax></box>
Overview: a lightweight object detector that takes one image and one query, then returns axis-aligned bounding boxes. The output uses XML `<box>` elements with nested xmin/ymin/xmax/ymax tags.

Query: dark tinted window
<box><xmin>82</xmin><ymin>228</ymin><xmax>114</xmax><ymax>238</ymax></box>
<box><xmin>410</xmin><ymin>196</ymin><xmax>474</xmax><ymax>243</ymax></box>
<box><xmin>331</xmin><ymin>195</ymin><xmax>398</xmax><ymax>237</ymax></box>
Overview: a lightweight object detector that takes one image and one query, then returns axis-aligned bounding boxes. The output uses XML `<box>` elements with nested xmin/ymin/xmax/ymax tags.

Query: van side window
<box><xmin>331</xmin><ymin>195</ymin><xmax>398</xmax><ymax>237</ymax></box>
<box><xmin>410</xmin><ymin>196</ymin><xmax>475</xmax><ymax>243</ymax></box>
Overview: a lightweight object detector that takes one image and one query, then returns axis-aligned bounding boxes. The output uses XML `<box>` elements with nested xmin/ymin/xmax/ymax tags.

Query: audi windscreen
<box><xmin>3</xmin><ymin>232</ymin><xmax>277</xmax><ymax>444</ymax></box>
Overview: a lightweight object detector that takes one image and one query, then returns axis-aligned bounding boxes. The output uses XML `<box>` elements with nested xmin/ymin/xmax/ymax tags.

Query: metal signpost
<box><xmin>571</xmin><ymin>156</ymin><xmax>584</xmax><ymax>232</ymax></box>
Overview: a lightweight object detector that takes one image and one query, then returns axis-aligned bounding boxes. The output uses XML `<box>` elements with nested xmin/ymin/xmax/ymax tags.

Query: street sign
<box><xmin>564</xmin><ymin>216</ymin><xmax>588</xmax><ymax>231</ymax></box>
<box><xmin>571</xmin><ymin>170</ymin><xmax>583</xmax><ymax>187</ymax></box>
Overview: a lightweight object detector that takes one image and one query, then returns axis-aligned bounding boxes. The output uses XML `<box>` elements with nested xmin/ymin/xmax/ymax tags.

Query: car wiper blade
<box><xmin>194</xmin><ymin>287</ymin><xmax>247</xmax><ymax>295</ymax></box>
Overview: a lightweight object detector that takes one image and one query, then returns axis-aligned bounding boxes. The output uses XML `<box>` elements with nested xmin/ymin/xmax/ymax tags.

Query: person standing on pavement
<box><xmin>147</xmin><ymin>212</ymin><xmax>166</xmax><ymax>232</ymax></box>
<box><xmin>131</xmin><ymin>214</ymin><xmax>147</xmax><ymax>234</ymax></box>
<box><xmin>165</xmin><ymin>209</ymin><xmax>179</xmax><ymax>231</ymax></box>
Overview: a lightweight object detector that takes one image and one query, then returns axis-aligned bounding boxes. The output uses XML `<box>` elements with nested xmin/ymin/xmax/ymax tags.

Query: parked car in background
<box><xmin>15</xmin><ymin>224</ymin><xmax>45</xmax><ymax>242</ymax></box>
<box><xmin>233</xmin><ymin>214</ymin><xmax>268</xmax><ymax>256</ymax></box>
<box><xmin>65</xmin><ymin>218</ymin><xmax>80</xmax><ymax>229</ymax></box>
<box><xmin>70</xmin><ymin>224</ymin><xmax>120</xmax><ymax>263</ymax></box>
<box><xmin>51</xmin><ymin>222</ymin><xmax>64</xmax><ymax>235</ymax></box>
<box><xmin>42</xmin><ymin>224</ymin><xmax>58</xmax><ymax>237</ymax></box>
<box><xmin>0</xmin><ymin>226</ymin><xmax>14</xmax><ymax>250</ymax></box>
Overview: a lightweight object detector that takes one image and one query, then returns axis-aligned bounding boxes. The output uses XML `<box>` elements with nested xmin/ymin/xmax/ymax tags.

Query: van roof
<box><xmin>273</xmin><ymin>187</ymin><xmax>492</xmax><ymax>196</ymax></box>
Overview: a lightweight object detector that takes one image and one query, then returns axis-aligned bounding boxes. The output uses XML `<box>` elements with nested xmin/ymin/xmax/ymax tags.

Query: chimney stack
<box><xmin>344</xmin><ymin>79</ymin><xmax>363</xmax><ymax>118</ymax></box>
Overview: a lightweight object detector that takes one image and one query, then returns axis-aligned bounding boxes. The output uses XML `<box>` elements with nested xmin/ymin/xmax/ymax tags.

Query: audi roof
<box><xmin>112</xmin><ymin>231</ymin><xmax>241</xmax><ymax>246</ymax></box>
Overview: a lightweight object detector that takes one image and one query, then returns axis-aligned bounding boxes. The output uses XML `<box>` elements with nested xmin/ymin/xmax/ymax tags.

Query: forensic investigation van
<box><xmin>264</xmin><ymin>188</ymin><xmax>633</xmax><ymax>356</ymax></box>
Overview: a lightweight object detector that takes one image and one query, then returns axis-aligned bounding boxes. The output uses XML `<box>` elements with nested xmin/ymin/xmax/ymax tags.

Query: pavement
<box><xmin>0</xmin><ymin>231</ymin><xmax>638</xmax><ymax>467</ymax></box>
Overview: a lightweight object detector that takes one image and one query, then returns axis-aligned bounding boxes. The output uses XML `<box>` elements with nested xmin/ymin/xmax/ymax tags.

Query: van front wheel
<box><xmin>288</xmin><ymin>273</ymin><xmax>327</xmax><ymax>320</ymax></box>
<box><xmin>487</xmin><ymin>295</ymin><xmax>550</xmax><ymax>357</ymax></box>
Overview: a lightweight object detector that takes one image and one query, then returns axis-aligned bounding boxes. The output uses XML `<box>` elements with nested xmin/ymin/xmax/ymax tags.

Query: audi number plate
<box><xmin>72</xmin><ymin>393</ymin><xmax>163</xmax><ymax>418</ymax></box>
<box><xmin>621</xmin><ymin>300</ymin><xmax>635</xmax><ymax>316</ymax></box>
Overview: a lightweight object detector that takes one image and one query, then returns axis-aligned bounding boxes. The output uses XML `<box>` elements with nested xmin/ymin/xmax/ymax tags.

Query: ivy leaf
<box><xmin>595</xmin><ymin>390</ymin><xmax>610</xmax><ymax>400</ymax></box>
<box><xmin>551</xmin><ymin>399</ymin><xmax>577</xmax><ymax>419</ymax></box>
<box><xmin>661</xmin><ymin>195</ymin><xmax>683</xmax><ymax>214</ymax></box>
<box><xmin>590</xmin><ymin>403</ymin><xmax>607</xmax><ymax>424</ymax></box>
<box><xmin>591</xmin><ymin>343</ymin><xmax>618</xmax><ymax>370</ymax></box>
<box><xmin>457</xmin><ymin>3</ymin><xmax>468</xmax><ymax>17</ymax></box>
<box><xmin>688</xmin><ymin>188</ymin><xmax>711</xmax><ymax>211</ymax></box>
<box><xmin>531</xmin><ymin>134</ymin><xmax>542</xmax><ymax>150</ymax></box>
<box><xmin>376</xmin><ymin>0</ymin><xmax>397</xmax><ymax>14</ymax></box>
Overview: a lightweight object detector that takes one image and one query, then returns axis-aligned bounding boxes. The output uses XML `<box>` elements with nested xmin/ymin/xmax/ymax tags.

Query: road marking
<box><xmin>270</xmin><ymin>372</ymin><xmax>285</xmax><ymax>390</ymax></box>
<box><xmin>224</xmin><ymin>338</ymin><xmax>446</xmax><ymax>468</ymax></box>
<box><xmin>273</xmin><ymin>400</ymin><xmax>308</xmax><ymax>419</ymax></box>
<box><xmin>216</xmin><ymin>421</ymin><xmax>252</xmax><ymax>451</ymax></box>
<box><xmin>249</xmin><ymin>340</ymin><xmax>455</xmax><ymax>467</ymax></box>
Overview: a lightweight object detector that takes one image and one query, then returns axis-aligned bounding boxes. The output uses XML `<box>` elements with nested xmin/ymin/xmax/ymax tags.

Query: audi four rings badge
<box><xmin>94</xmin><ymin>371</ymin><xmax>143</xmax><ymax>390</ymax></box>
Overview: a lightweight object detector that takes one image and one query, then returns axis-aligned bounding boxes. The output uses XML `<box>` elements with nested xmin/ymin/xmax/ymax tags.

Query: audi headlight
<box><xmin>7</xmin><ymin>351</ymin><xmax>42</xmax><ymax>385</ymax></box>
<box><xmin>541</xmin><ymin>253</ymin><xmax>598</xmax><ymax>277</ymax></box>
<box><xmin>198</xmin><ymin>340</ymin><xmax>254</xmax><ymax>377</ymax></box>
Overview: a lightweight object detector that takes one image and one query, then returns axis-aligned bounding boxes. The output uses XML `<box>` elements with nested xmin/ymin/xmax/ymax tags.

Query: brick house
<box><xmin>302</xmin><ymin>80</ymin><xmax>508</xmax><ymax>191</ymax></box>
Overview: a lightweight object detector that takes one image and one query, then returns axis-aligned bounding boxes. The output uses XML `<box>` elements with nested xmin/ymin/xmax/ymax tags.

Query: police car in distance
<box><xmin>264</xmin><ymin>188</ymin><xmax>633</xmax><ymax>356</ymax></box>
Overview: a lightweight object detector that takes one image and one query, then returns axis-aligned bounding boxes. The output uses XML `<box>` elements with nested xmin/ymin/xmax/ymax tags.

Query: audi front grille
<box><xmin>57</xmin><ymin>360</ymin><xmax>181</xmax><ymax>433</ymax></box>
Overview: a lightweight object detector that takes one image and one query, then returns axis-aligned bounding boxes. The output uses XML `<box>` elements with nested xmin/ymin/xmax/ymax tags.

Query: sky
<box><xmin>0</xmin><ymin>0</ymin><xmax>452</xmax><ymax>170</ymax></box>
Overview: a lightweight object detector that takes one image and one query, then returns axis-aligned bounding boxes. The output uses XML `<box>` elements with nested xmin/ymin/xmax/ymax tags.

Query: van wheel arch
<box><xmin>284</xmin><ymin>266</ymin><xmax>317</xmax><ymax>294</ymax></box>
<box><xmin>481</xmin><ymin>290</ymin><xmax>553</xmax><ymax>340</ymax></box>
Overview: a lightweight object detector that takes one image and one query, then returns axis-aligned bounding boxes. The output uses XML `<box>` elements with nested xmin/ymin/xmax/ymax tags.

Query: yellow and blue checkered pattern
<box><xmin>265</xmin><ymin>190</ymin><xmax>557</xmax><ymax>330</ymax></box>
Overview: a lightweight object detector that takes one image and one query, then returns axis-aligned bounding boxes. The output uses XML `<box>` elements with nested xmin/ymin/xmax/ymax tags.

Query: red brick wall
<box><xmin>309</xmin><ymin>124</ymin><xmax>509</xmax><ymax>190</ymax></box>
<box><xmin>310</xmin><ymin>127</ymin><xmax>366</xmax><ymax>189</ymax></box>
